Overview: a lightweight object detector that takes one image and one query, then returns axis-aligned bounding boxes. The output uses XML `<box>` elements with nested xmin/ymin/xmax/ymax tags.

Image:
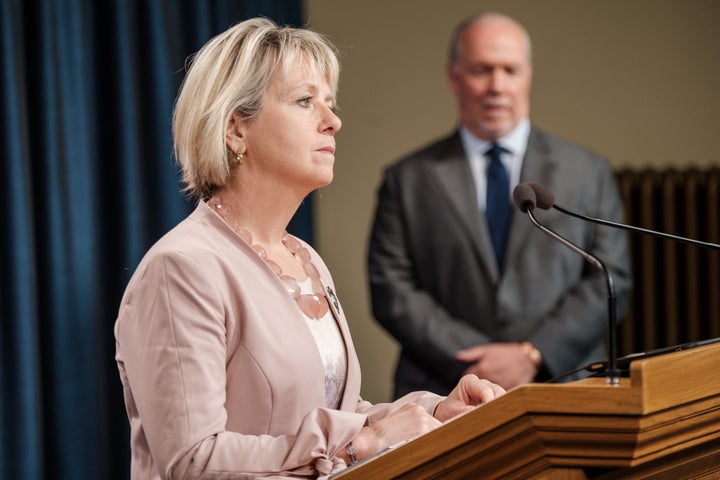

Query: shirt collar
<box><xmin>459</xmin><ymin>118</ymin><xmax>531</xmax><ymax>158</ymax></box>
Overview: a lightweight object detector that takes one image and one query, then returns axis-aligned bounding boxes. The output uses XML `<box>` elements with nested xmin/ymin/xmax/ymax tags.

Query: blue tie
<box><xmin>485</xmin><ymin>143</ymin><xmax>512</xmax><ymax>269</ymax></box>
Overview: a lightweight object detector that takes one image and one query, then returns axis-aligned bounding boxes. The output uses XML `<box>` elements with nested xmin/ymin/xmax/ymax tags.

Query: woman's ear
<box><xmin>226</xmin><ymin>111</ymin><xmax>247</xmax><ymax>155</ymax></box>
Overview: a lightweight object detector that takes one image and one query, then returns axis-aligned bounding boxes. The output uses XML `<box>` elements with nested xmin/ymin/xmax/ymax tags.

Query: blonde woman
<box><xmin>114</xmin><ymin>17</ymin><xmax>505</xmax><ymax>479</ymax></box>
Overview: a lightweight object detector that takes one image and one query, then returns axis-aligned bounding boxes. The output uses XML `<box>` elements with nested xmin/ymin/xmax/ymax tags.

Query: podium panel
<box><xmin>333</xmin><ymin>342</ymin><xmax>720</xmax><ymax>479</ymax></box>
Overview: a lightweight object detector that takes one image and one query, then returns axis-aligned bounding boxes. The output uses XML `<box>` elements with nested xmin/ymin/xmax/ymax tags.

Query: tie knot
<box><xmin>485</xmin><ymin>143</ymin><xmax>507</xmax><ymax>161</ymax></box>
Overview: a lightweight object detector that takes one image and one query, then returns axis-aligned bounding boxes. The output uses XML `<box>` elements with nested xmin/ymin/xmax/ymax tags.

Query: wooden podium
<box><xmin>334</xmin><ymin>341</ymin><xmax>720</xmax><ymax>479</ymax></box>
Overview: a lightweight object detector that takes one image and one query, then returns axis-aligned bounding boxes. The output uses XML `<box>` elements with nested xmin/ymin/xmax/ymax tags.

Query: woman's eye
<box><xmin>298</xmin><ymin>97</ymin><xmax>312</xmax><ymax>107</ymax></box>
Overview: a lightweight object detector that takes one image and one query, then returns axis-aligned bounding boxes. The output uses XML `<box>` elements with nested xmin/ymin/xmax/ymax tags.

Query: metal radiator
<box><xmin>615</xmin><ymin>167</ymin><xmax>720</xmax><ymax>355</ymax></box>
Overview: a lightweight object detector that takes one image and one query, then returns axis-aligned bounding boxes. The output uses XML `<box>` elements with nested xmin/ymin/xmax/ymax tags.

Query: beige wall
<box><xmin>303</xmin><ymin>0</ymin><xmax>720</xmax><ymax>403</ymax></box>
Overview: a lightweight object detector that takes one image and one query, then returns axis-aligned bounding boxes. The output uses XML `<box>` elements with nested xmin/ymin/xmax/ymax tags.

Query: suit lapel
<box><xmin>505</xmin><ymin>128</ymin><xmax>559</xmax><ymax>264</ymax></box>
<box><xmin>430</xmin><ymin>132</ymin><xmax>500</xmax><ymax>281</ymax></box>
<box><xmin>426</xmin><ymin>128</ymin><xmax>561</xmax><ymax>283</ymax></box>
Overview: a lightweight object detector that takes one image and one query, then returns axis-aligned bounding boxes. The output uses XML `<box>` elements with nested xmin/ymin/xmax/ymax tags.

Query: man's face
<box><xmin>447</xmin><ymin>19</ymin><xmax>533</xmax><ymax>141</ymax></box>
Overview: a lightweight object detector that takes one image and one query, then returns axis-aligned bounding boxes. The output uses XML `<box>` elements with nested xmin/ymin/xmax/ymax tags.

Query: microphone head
<box><xmin>512</xmin><ymin>183</ymin><xmax>537</xmax><ymax>213</ymax></box>
<box><xmin>527</xmin><ymin>182</ymin><xmax>555</xmax><ymax>210</ymax></box>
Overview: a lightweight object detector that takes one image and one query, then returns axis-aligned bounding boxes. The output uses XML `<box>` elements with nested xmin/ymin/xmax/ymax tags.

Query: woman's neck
<box><xmin>209</xmin><ymin>185</ymin><xmax>309</xmax><ymax>279</ymax></box>
<box><xmin>214</xmin><ymin>182</ymin><xmax>301</xmax><ymax>246</ymax></box>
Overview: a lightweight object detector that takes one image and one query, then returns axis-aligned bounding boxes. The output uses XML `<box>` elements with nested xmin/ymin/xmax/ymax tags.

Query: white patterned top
<box><xmin>298</xmin><ymin>277</ymin><xmax>347</xmax><ymax>408</ymax></box>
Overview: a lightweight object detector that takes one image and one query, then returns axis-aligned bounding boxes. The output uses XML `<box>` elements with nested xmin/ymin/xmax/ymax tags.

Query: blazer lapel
<box><xmin>431</xmin><ymin>132</ymin><xmax>500</xmax><ymax>281</ymax></box>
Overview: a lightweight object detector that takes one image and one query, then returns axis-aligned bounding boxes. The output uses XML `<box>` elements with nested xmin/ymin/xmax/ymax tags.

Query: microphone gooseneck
<box><xmin>520</xmin><ymin>180</ymin><xmax>720</xmax><ymax>383</ymax></box>
<box><xmin>525</xmin><ymin>182</ymin><xmax>720</xmax><ymax>251</ymax></box>
<box><xmin>512</xmin><ymin>183</ymin><xmax>621</xmax><ymax>386</ymax></box>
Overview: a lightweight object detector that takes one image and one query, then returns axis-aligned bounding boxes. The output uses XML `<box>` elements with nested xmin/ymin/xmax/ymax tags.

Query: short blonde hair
<box><xmin>172</xmin><ymin>17</ymin><xmax>340</xmax><ymax>199</ymax></box>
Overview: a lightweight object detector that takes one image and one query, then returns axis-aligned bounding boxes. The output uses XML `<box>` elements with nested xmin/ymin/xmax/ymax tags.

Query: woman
<box><xmin>114</xmin><ymin>17</ymin><xmax>505</xmax><ymax>479</ymax></box>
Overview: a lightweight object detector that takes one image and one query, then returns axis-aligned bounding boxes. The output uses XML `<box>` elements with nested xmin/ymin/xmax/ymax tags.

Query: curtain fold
<box><xmin>1</xmin><ymin>1</ymin><xmax>304</xmax><ymax>478</ymax></box>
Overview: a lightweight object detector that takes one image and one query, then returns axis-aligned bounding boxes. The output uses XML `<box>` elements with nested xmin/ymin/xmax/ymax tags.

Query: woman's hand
<box><xmin>345</xmin><ymin>403</ymin><xmax>442</xmax><ymax>463</ymax></box>
<box><xmin>341</xmin><ymin>376</ymin><xmax>505</xmax><ymax>465</ymax></box>
<box><xmin>433</xmin><ymin>375</ymin><xmax>506</xmax><ymax>422</ymax></box>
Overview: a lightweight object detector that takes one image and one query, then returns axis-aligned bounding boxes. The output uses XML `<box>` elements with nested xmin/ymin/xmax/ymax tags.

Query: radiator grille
<box><xmin>615</xmin><ymin>167</ymin><xmax>720</xmax><ymax>355</ymax></box>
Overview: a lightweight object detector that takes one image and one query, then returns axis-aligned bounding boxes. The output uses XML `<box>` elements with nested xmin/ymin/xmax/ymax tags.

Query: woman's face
<box><xmin>237</xmin><ymin>58</ymin><xmax>342</xmax><ymax>195</ymax></box>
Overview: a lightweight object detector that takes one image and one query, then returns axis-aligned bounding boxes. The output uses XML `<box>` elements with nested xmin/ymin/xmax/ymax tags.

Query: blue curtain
<box><xmin>0</xmin><ymin>1</ymin><xmax>306</xmax><ymax>478</ymax></box>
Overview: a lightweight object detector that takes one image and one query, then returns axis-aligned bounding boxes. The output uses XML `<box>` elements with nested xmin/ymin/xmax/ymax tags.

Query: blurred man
<box><xmin>368</xmin><ymin>12</ymin><xmax>632</xmax><ymax>396</ymax></box>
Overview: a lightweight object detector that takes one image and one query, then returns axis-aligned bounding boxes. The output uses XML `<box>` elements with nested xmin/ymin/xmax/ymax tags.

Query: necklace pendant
<box><xmin>298</xmin><ymin>293</ymin><xmax>329</xmax><ymax>319</ymax></box>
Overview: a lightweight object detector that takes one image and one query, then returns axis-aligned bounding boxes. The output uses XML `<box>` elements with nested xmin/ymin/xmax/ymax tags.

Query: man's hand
<box><xmin>455</xmin><ymin>342</ymin><xmax>540</xmax><ymax>390</ymax></box>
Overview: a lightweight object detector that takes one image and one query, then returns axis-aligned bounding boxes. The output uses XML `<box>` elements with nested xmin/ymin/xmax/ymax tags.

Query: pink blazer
<box><xmin>115</xmin><ymin>201</ymin><xmax>442</xmax><ymax>479</ymax></box>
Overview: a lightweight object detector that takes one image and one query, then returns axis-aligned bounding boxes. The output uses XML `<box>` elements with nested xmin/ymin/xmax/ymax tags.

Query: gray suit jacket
<box><xmin>368</xmin><ymin>127</ymin><xmax>632</xmax><ymax>397</ymax></box>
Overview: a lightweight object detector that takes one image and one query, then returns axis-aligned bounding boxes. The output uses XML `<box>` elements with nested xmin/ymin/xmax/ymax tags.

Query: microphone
<box><xmin>512</xmin><ymin>183</ymin><xmax>621</xmax><ymax>385</ymax></box>
<box><xmin>523</xmin><ymin>182</ymin><xmax>720</xmax><ymax>251</ymax></box>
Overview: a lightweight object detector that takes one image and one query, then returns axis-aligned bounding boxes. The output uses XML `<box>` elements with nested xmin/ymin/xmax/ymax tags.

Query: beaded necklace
<box><xmin>208</xmin><ymin>196</ymin><xmax>329</xmax><ymax>319</ymax></box>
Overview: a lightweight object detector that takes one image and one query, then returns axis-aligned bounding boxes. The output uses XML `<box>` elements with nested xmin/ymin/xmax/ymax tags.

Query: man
<box><xmin>367</xmin><ymin>12</ymin><xmax>632</xmax><ymax>397</ymax></box>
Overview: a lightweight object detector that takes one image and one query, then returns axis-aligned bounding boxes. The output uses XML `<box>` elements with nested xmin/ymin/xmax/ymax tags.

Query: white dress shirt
<box><xmin>460</xmin><ymin>118</ymin><xmax>531</xmax><ymax>212</ymax></box>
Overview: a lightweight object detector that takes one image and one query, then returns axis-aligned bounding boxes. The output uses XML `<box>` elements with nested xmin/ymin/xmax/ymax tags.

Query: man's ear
<box><xmin>226</xmin><ymin>111</ymin><xmax>247</xmax><ymax>155</ymax></box>
<box><xmin>446</xmin><ymin>63</ymin><xmax>460</xmax><ymax>95</ymax></box>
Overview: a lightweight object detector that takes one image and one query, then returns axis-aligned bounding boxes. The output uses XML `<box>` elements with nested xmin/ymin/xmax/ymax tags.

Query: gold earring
<box><xmin>235</xmin><ymin>152</ymin><xmax>244</xmax><ymax>165</ymax></box>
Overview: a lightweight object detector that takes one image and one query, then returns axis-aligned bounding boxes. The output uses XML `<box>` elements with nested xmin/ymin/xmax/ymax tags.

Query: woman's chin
<box><xmin>314</xmin><ymin>166</ymin><xmax>334</xmax><ymax>188</ymax></box>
